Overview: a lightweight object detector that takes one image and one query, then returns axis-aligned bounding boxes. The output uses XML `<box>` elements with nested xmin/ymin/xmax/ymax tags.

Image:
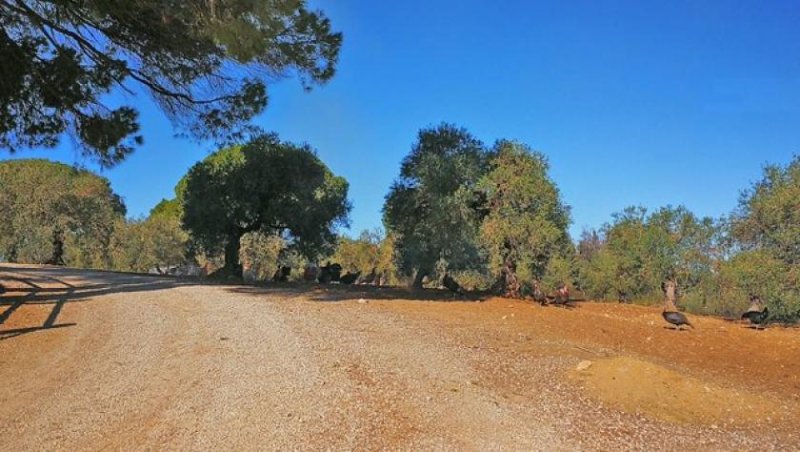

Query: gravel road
<box><xmin>1</xmin><ymin>264</ymin><xmax>798</xmax><ymax>450</ymax></box>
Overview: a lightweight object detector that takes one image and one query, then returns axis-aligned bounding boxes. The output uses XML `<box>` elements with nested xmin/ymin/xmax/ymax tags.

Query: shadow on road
<box><xmin>0</xmin><ymin>265</ymin><xmax>198</xmax><ymax>341</ymax></box>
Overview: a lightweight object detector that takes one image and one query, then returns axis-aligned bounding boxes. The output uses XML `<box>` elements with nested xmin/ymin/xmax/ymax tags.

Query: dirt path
<box><xmin>2</xmin><ymin>264</ymin><xmax>798</xmax><ymax>450</ymax></box>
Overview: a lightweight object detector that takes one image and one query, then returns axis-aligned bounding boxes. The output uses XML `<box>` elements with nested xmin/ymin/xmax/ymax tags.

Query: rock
<box><xmin>576</xmin><ymin>360</ymin><xmax>593</xmax><ymax>371</ymax></box>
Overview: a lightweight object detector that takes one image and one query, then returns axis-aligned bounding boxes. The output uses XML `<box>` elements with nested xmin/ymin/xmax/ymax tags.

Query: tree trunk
<box><xmin>411</xmin><ymin>267</ymin><xmax>429</xmax><ymax>289</ymax></box>
<box><xmin>499</xmin><ymin>259</ymin><xmax>521</xmax><ymax>298</ymax></box>
<box><xmin>8</xmin><ymin>244</ymin><xmax>18</xmax><ymax>263</ymax></box>
<box><xmin>223</xmin><ymin>233</ymin><xmax>243</xmax><ymax>277</ymax></box>
<box><xmin>47</xmin><ymin>228</ymin><xmax>65</xmax><ymax>266</ymax></box>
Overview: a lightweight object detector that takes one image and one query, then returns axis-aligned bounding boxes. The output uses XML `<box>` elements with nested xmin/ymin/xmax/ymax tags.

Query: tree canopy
<box><xmin>731</xmin><ymin>155</ymin><xmax>800</xmax><ymax>266</ymax></box>
<box><xmin>0</xmin><ymin>0</ymin><xmax>342</xmax><ymax>166</ymax></box>
<box><xmin>478</xmin><ymin>141</ymin><xmax>571</xmax><ymax>297</ymax></box>
<box><xmin>725</xmin><ymin>156</ymin><xmax>800</xmax><ymax>319</ymax></box>
<box><xmin>577</xmin><ymin>205</ymin><xmax>716</xmax><ymax>302</ymax></box>
<box><xmin>180</xmin><ymin>133</ymin><xmax>350</xmax><ymax>276</ymax></box>
<box><xmin>0</xmin><ymin>159</ymin><xmax>125</xmax><ymax>265</ymax></box>
<box><xmin>383</xmin><ymin>123</ymin><xmax>489</xmax><ymax>287</ymax></box>
<box><xmin>331</xmin><ymin>229</ymin><xmax>396</xmax><ymax>280</ymax></box>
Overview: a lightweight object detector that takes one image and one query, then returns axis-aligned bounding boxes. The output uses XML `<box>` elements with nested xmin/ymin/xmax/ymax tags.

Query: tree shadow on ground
<box><xmin>225</xmin><ymin>282</ymin><xmax>491</xmax><ymax>303</ymax></box>
<box><xmin>0</xmin><ymin>265</ymin><xmax>201</xmax><ymax>341</ymax></box>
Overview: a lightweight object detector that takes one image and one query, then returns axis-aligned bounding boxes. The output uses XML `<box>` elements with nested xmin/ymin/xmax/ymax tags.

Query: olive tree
<box><xmin>477</xmin><ymin>141</ymin><xmax>571</xmax><ymax>297</ymax></box>
<box><xmin>383</xmin><ymin>124</ymin><xmax>489</xmax><ymax>287</ymax></box>
<box><xmin>0</xmin><ymin>159</ymin><xmax>125</xmax><ymax>266</ymax></box>
<box><xmin>180</xmin><ymin>133</ymin><xmax>350</xmax><ymax>277</ymax></box>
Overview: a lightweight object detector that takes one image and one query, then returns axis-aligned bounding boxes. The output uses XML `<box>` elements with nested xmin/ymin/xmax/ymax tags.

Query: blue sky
<box><xmin>5</xmin><ymin>0</ymin><xmax>800</xmax><ymax>238</ymax></box>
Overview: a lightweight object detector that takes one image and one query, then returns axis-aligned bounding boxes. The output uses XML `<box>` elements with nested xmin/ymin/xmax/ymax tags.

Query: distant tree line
<box><xmin>2</xmin><ymin>132</ymin><xmax>798</xmax><ymax>322</ymax></box>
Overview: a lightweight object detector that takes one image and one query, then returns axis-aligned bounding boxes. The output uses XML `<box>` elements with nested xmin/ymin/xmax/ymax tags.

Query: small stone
<box><xmin>576</xmin><ymin>360</ymin><xmax>593</xmax><ymax>371</ymax></box>
<box><xmin>357</xmin><ymin>298</ymin><xmax>368</xmax><ymax>304</ymax></box>
<box><xmin>502</xmin><ymin>315</ymin><xmax>508</xmax><ymax>320</ymax></box>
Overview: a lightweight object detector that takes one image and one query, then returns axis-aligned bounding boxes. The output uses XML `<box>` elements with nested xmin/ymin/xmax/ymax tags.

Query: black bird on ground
<box><xmin>317</xmin><ymin>262</ymin><xmax>343</xmax><ymax>284</ymax></box>
<box><xmin>741</xmin><ymin>306</ymin><xmax>769</xmax><ymax>329</ymax></box>
<box><xmin>532</xmin><ymin>283</ymin><xmax>547</xmax><ymax>305</ymax></box>
<box><xmin>272</xmin><ymin>266</ymin><xmax>291</xmax><ymax>282</ymax></box>
<box><xmin>549</xmin><ymin>284</ymin><xmax>571</xmax><ymax>306</ymax></box>
<box><xmin>340</xmin><ymin>271</ymin><xmax>361</xmax><ymax>285</ymax></box>
<box><xmin>442</xmin><ymin>273</ymin><xmax>464</xmax><ymax>295</ymax></box>
<box><xmin>662</xmin><ymin>310</ymin><xmax>693</xmax><ymax>330</ymax></box>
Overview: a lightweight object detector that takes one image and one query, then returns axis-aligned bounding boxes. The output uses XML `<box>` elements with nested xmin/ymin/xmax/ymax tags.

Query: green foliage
<box><xmin>576</xmin><ymin>245</ymin><xmax>618</xmax><ymax>298</ymax></box>
<box><xmin>541</xmin><ymin>254</ymin><xmax>578</xmax><ymax>293</ymax></box>
<box><xmin>330</xmin><ymin>229</ymin><xmax>398</xmax><ymax>283</ymax></box>
<box><xmin>724</xmin><ymin>156</ymin><xmax>800</xmax><ymax>320</ymax></box>
<box><xmin>240</xmin><ymin>232</ymin><xmax>289</xmax><ymax>281</ymax></box>
<box><xmin>383</xmin><ymin>127</ymin><xmax>573</xmax><ymax>294</ymax></box>
<box><xmin>731</xmin><ymin>155</ymin><xmax>800</xmax><ymax>265</ymax></box>
<box><xmin>150</xmin><ymin>198</ymin><xmax>182</xmax><ymax>221</ymax></box>
<box><xmin>180</xmin><ymin>133</ymin><xmax>350</xmax><ymax>276</ymax></box>
<box><xmin>383</xmin><ymin>123</ymin><xmax>489</xmax><ymax>286</ymax></box>
<box><xmin>1</xmin><ymin>0</ymin><xmax>342</xmax><ymax>166</ymax></box>
<box><xmin>0</xmin><ymin>159</ymin><xmax>124</xmax><ymax>266</ymax></box>
<box><xmin>478</xmin><ymin>140</ymin><xmax>572</xmax><ymax>296</ymax></box>
<box><xmin>578</xmin><ymin>205</ymin><xmax>717</xmax><ymax>303</ymax></box>
<box><xmin>109</xmin><ymin>213</ymin><xmax>189</xmax><ymax>273</ymax></box>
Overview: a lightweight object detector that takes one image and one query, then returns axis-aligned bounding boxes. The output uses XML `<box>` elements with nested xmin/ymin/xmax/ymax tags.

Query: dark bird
<box><xmin>318</xmin><ymin>268</ymin><xmax>332</xmax><ymax>284</ymax></box>
<box><xmin>532</xmin><ymin>282</ymin><xmax>547</xmax><ymax>305</ymax></box>
<box><xmin>317</xmin><ymin>262</ymin><xmax>343</xmax><ymax>284</ymax></box>
<box><xmin>662</xmin><ymin>310</ymin><xmax>693</xmax><ymax>330</ymax></box>
<box><xmin>442</xmin><ymin>273</ymin><xmax>464</xmax><ymax>295</ymax></box>
<box><xmin>551</xmin><ymin>283</ymin><xmax>570</xmax><ymax>305</ymax></box>
<box><xmin>340</xmin><ymin>271</ymin><xmax>361</xmax><ymax>285</ymax></box>
<box><xmin>741</xmin><ymin>306</ymin><xmax>769</xmax><ymax>329</ymax></box>
<box><xmin>328</xmin><ymin>263</ymin><xmax>342</xmax><ymax>282</ymax></box>
<box><xmin>360</xmin><ymin>267</ymin><xmax>376</xmax><ymax>285</ymax></box>
<box><xmin>272</xmin><ymin>266</ymin><xmax>291</xmax><ymax>282</ymax></box>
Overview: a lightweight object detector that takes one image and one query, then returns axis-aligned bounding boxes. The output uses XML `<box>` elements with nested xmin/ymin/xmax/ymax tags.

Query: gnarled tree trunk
<box><xmin>490</xmin><ymin>256</ymin><xmax>522</xmax><ymax>298</ymax></box>
<box><xmin>223</xmin><ymin>233</ymin><xmax>243</xmax><ymax>277</ymax></box>
<box><xmin>412</xmin><ymin>267</ymin><xmax>429</xmax><ymax>289</ymax></box>
<box><xmin>47</xmin><ymin>228</ymin><xmax>65</xmax><ymax>266</ymax></box>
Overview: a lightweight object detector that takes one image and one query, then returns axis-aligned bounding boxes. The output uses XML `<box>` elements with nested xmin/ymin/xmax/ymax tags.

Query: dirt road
<box><xmin>2</xmin><ymin>264</ymin><xmax>798</xmax><ymax>450</ymax></box>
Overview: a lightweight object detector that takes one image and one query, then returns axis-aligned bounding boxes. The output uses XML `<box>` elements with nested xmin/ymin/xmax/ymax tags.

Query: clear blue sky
<box><xmin>5</xmin><ymin>0</ymin><xmax>800</xmax><ymax>238</ymax></box>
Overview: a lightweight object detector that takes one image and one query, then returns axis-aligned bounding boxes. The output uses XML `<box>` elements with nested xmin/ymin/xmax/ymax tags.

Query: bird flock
<box><xmin>659</xmin><ymin>280</ymin><xmax>769</xmax><ymax>331</ymax></box>
<box><xmin>267</xmin><ymin>264</ymin><xmax>770</xmax><ymax>329</ymax></box>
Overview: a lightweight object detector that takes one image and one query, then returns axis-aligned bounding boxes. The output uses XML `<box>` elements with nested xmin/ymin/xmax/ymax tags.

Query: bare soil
<box><xmin>2</xmin><ymin>264</ymin><xmax>798</xmax><ymax>450</ymax></box>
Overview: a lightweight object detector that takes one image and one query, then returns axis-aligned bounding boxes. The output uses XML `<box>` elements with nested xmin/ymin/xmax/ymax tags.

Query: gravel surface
<box><xmin>1</xmin><ymin>264</ymin><xmax>798</xmax><ymax>450</ymax></box>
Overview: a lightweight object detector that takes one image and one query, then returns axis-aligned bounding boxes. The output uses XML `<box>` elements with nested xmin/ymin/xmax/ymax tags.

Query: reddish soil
<box><xmin>2</xmin><ymin>264</ymin><xmax>798</xmax><ymax>450</ymax></box>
